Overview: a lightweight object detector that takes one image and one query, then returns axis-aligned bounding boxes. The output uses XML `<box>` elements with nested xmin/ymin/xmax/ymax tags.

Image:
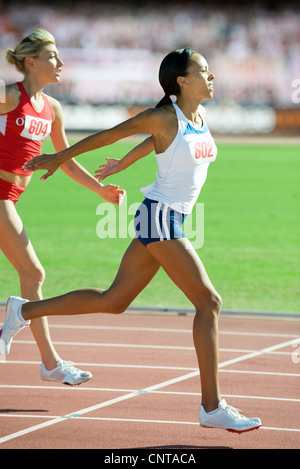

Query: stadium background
<box><xmin>0</xmin><ymin>0</ymin><xmax>299</xmax><ymax>313</ymax></box>
<box><xmin>1</xmin><ymin>0</ymin><xmax>299</xmax><ymax>134</ymax></box>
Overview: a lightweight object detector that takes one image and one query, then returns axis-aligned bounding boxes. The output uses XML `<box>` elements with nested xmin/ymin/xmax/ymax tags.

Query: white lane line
<box><xmin>13</xmin><ymin>340</ymin><xmax>195</xmax><ymax>350</ymax></box>
<box><xmin>5</xmin><ymin>320</ymin><xmax>298</xmax><ymax>339</ymax></box>
<box><xmin>12</xmin><ymin>339</ymin><xmax>299</xmax><ymax>355</ymax></box>
<box><xmin>0</xmin><ymin>337</ymin><xmax>297</xmax><ymax>445</ymax></box>
<box><xmin>0</xmin><ymin>414</ymin><xmax>299</xmax><ymax>433</ymax></box>
<box><xmin>219</xmin><ymin>369</ymin><xmax>300</xmax><ymax>377</ymax></box>
<box><xmin>0</xmin><ymin>374</ymin><xmax>200</xmax><ymax>444</ymax></box>
<box><xmin>47</xmin><ymin>324</ymin><xmax>300</xmax><ymax>339</ymax></box>
<box><xmin>218</xmin><ymin>339</ymin><xmax>299</xmax><ymax>369</ymax></box>
<box><xmin>0</xmin><ymin>385</ymin><xmax>299</xmax><ymax>402</ymax></box>
<box><xmin>3</xmin><ymin>360</ymin><xmax>198</xmax><ymax>371</ymax></box>
<box><xmin>0</xmin><ymin>361</ymin><xmax>299</xmax><ymax>376</ymax></box>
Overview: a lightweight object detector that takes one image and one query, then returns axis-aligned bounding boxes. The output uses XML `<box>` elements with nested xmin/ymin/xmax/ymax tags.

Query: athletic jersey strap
<box><xmin>0</xmin><ymin>82</ymin><xmax>53</xmax><ymax>176</ymax></box>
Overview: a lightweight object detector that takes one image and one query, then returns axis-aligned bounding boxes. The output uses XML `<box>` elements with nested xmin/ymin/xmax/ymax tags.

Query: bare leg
<box><xmin>21</xmin><ymin>238</ymin><xmax>160</xmax><ymax>319</ymax></box>
<box><xmin>0</xmin><ymin>200</ymin><xmax>59</xmax><ymax>369</ymax></box>
<box><xmin>18</xmin><ymin>231</ymin><xmax>221</xmax><ymax>411</ymax></box>
<box><xmin>12</xmin><ymin>234</ymin><xmax>260</xmax><ymax>429</ymax></box>
<box><xmin>147</xmin><ymin>237</ymin><xmax>222</xmax><ymax>412</ymax></box>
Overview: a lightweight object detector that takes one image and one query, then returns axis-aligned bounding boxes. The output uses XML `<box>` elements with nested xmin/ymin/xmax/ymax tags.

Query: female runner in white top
<box><xmin>2</xmin><ymin>49</ymin><xmax>261</xmax><ymax>432</ymax></box>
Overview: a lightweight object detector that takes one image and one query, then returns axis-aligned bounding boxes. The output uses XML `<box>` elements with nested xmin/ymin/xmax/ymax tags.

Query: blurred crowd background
<box><xmin>1</xmin><ymin>0</ymin><xmax>299</xmax><ymax>134</ymax></box>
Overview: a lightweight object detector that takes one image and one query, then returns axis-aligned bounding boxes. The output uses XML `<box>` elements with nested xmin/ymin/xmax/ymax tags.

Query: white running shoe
<box><xmin>41</xmin><ymin>359</ymin><xmax>92</xmax><ymax>385</ymax></box>
<box><xmin>0</xmin><ymin>296</ymin><xmax>30</xmax><ymax>357</ymax></box>
<box><xmin>199</xmin><ymin>399</ymin><xmax>261</xmax><ymax>433</ymax></box>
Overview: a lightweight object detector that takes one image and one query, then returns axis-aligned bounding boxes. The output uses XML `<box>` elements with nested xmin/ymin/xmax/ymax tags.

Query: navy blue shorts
<box><xmin>134</xmin><ymin>198</ymin><xmax>186</xmax><ymax>246</ymax></box>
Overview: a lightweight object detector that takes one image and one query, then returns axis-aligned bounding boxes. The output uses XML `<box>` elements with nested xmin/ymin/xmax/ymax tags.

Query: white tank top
<box><xmin>141</xmin><ymin>102</ymin><xmax>217</xmax><ymax>214</ymax></box>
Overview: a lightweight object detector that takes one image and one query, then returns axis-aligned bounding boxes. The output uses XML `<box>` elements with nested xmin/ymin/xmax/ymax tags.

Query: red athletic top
<box><xmin>0</xmin><ymin>82</ymin><xmax>53</xmax><ymax>176</ymax></box>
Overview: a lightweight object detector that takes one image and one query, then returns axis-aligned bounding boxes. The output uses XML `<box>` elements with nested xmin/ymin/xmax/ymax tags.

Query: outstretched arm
<box><xmin>44</xmin><ymin>97</ymin><xmax>126</xmax><ymax>205</ymax></box>
<box><xmin>23</xmin><ymin>108</ymin><xmax>162</xmax><ymax>180</ymax></box>
<box><xmin>95</xmin><ymin>136</ymin><xmax>154</xmax><ymax>181</ymax></box>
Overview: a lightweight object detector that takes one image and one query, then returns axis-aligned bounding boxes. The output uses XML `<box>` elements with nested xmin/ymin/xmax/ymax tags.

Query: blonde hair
<box><xmin>6</xmin><ymin>29</ymin><xmax>56</xmax><ymax>74</ymax></box>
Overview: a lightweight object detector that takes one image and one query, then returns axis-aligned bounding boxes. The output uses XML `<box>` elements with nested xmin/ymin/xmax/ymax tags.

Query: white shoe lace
<box><xmin>59</xmin><ymin>360</ymin><xmax>80</xmax><ymax>373</ymax></box>
<box><xmin>226</xmin><ymin>404</ymin><xmax>244</xmax><ymax>419</ymax></box>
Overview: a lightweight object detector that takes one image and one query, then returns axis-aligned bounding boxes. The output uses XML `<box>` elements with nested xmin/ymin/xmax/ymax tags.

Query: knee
<box><xmin>101</xmin><ymin>292</ymin><xmax>129</xmax><ymax>315</ymax></box>
<box><xmin>31</xmin><ymin>265</ymin><xmax>46</xmax><ymax>288</ymax></box>
<box><xmin>211</xmin><ymin>291</ymin><xmax>222</xmax><ymax>314</ymax></box>
<box><xmin>196</xmin><ymin>289</ymin><xmax>222</xmax><ymax>318</ymax></box>
<box><xmin>20</xmin><ymin>264</ymin><xmax>46</xmax><ymax>290</ymax></box>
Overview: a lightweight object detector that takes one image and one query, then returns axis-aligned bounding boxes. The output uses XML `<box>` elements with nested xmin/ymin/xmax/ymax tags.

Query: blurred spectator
<box><xmin>0</xmin><ymin>1</ymin><xmax>299</xmax><ymax>106</ymax></box>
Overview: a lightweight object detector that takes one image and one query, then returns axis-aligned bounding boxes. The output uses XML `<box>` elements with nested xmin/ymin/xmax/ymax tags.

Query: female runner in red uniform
<box><xmin>0</xmin><ymin>29</ymin><xmax>125</xmax><ymax>385</ymax></box>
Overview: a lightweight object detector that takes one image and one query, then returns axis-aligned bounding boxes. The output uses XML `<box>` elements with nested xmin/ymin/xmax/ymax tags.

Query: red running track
<box><xmin>0</xmin><ymin>307</ymin><xmax>299</xmax><ymax>450</ymax></box>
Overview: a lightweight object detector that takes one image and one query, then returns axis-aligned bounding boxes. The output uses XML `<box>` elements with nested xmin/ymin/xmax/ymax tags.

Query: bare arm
<box><xmin>47</xmin><ymin>97</ymin><xmax>126</xmax><ymax>206</ymax></box>
<box><xmin>95</xmin><ymin>136</ymin><xmax>154</xmax><ymax>181</ymax></box>
<box><xmin>24</xmin><ymin>108</ymin><xmax>163</xmax><ymax>180</ymax></box>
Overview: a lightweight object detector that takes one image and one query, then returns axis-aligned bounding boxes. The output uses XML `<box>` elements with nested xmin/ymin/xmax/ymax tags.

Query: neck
<box><xmin>22</xmin><ymin>76</ymin><xmax>46</xmax><ymax>100</ymax></box>
<box><xmin>176</xmin><ymin>96</ymin><xmax>202</xmax><ymax>125</ymax></box>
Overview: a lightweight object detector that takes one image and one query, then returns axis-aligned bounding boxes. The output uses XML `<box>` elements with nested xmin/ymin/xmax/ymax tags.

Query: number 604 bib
<box><xmin>20</xmin><ymin>115</ymin><xmax>52</xmax><ymax>141</ymax></box>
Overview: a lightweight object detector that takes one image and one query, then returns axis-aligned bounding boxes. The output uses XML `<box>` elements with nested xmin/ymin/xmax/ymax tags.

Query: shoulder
<box><xmin>114</xmin><ymin>104</ymin><xmax>177</xmax><ymax>137</ymax></box>
<box><xmin>6</xmin><ymin>83</ymin><xmax>20</xmax><ymax>100</ymax></box>
<box><xmin>139</xmin><ymin>104</ymin><xmax>176</xmax><ymax>127</ymax></box>
<box><xmin>44</xmin><ymin>94</ymin><xmax>63</xmax><ymax>121</ymax></box>
<box><xmin>146</xmin><ymin>104</ymin><xmax>177</xmax><ymax>136</ymax></box>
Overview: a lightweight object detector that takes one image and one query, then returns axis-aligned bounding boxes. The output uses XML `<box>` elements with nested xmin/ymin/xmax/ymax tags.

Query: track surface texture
<box><xmin>0</xmin><ymin>306</ymin><xmax>299</xmax><ymax>451</ymax></box>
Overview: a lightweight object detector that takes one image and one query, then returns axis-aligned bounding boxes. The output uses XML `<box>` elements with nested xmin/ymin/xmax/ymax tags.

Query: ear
<box><xmin>24</xmin><ymin>57</ymin><xmax>36</xmax><ymax>70</ymax></box>
<box><xmin>177</xmin><ymin>75</ymin><xmax>188</xmax><ymax>88</ymax></box>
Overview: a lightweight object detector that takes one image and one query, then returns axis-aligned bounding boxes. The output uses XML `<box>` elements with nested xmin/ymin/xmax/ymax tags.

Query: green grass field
<box><xmin>0</xmin><ymin>138</ymin><xmax>299</xmax><ymax>313</ymax></box>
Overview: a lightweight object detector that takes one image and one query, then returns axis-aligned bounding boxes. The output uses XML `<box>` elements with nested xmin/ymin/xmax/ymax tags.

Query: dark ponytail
<box><xmin>155</xmin><ymin>95</ymin><xmax>173</xmax><ymax>108</ymax></box>
<box><xmin>155</xmin><ymin>48</ymin><xmax>196</xmax><ymax>108</ymax></box>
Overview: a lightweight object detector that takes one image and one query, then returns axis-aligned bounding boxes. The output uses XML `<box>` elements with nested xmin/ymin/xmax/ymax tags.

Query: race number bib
<box><xmin>194</xmin><ymin>140</ymin><xmax>216</xmax><ymax>160</ymax></box>
<box><xmin>20</xmin><ymin>115</ymin><xmax>52</xmax><ymax>141</ymax></box>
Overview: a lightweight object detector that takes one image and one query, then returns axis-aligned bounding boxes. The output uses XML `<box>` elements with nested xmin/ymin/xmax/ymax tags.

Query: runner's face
<box><xmin>183</xmin><ymin>53</ymin><xmax>215</xmax><ymax>101</ymax></box>
<box><xmin>30</xmin><ymin>45</ymin><xmax>64</xmax><ymax>83</ymax></box>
